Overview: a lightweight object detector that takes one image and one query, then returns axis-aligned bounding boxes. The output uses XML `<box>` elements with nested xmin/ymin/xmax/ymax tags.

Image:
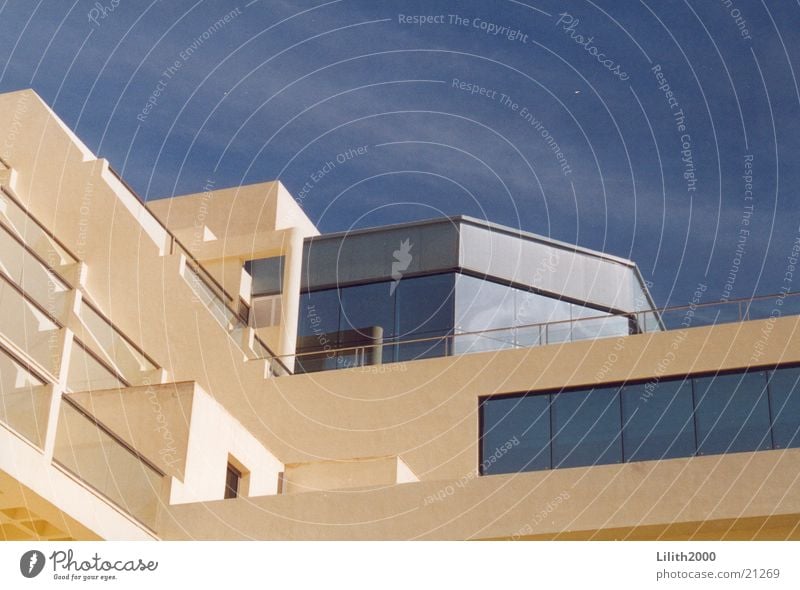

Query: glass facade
<box><xmin>480</xmin><ymin>365</ymin><xmax>800</xmax><ymax>476</ymax></box>
<box><xmin>294</xmin><ymin>272</ymin><xmax>633</xmax><ymax>373</ymax></box>
<box><xmin>243</xmin><ymin>216</ymin><xmax>658</xmax><ymax>372</ymax></box>
<box><xmin>294</xmin><ymin>274</ymin><xmax>457</xmax><ymax>372</ymax></box>
<box><xmin>300</xmin><ymin>220</ymin><xmax>460</xmax><ymax>290</ymax></box>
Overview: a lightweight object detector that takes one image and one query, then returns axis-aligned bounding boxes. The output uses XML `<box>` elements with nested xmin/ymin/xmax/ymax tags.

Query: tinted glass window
<box><xmin>622</xmin><ymin>380</ymin><xmax>695</xmax><ymax>462</ymax></box>
<box><xmin>297</xmin><ymin>289</ymin><xmax>340</xmax><ymax>340</ymax></box>
<box><xmin>248</xmin><ymin>256</ymin><xmax>284</xmax><ymax>295</ymax></box>
<box><xmin>395</xmin><ymin>336</ymin><xmax>450</xmax><ymax>363</ymax></box>
<box><xmin>517</xmin><ymin>291</ymin><xmax>573</xmax><ymax>344</ymax></box>
<box><xmin>455</xmin><ymin>274</ymin><xmax>515</xmax><ymax>334</ymax></box>
<box><xmin>454</xmin><ymin>273</ymin><xmax>513</xmax><ymax>354</ymax></box>
<box><xmin>301</xmin><ymin>222</ymin><xmax>459</xmax><ymax>290</ymax></box>
<box><xmin>396</xmin><ymin>274</ymin><xmax>455</xmax><ymax>338</ymax></box>
<box><xmin>768</xmin><ymin>366</ymin><xmax>800</xmax><ymax>449</ymax></box>
<box><xmin>481</xmin><ymin>394</ymin><xmax>551</xmax><ymax>475</ymax></box>
<box><xmin>552</xmin><ymin>386</ymin><xmax>622</xmax><ymax>468</ymax></box>
<box><xmin>694</xmin><ymin>372</ymin><xmax>772</xmax><ymax>455</ymax></box>
<box><xmin>571</xmin><ymin>307</ymin><xmax>630</xmax><ymax>341</ymax></box>
<box><xmin>339</xmin><ymin>282</ymin><xmax>395</xmax><ymax>339</ymax></box>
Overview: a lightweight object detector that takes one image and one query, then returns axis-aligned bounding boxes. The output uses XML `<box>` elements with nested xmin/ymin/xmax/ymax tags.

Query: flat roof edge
<box><xmin>306</xmin><ymin>214</ymin><xmax>637</xmax><ymax>268</ymax></box>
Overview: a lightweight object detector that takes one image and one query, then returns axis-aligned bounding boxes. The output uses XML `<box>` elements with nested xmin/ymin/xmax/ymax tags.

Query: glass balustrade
<box><xmin>0</xmin><ymin>275</ymin><xmax>62</xmax><ymax>376</ymax></box>
<box><xmin>77</xmin><ymin>301</ymin><xmax>156</xmax><ymax>378</ymax></box>
<box><xmin>66</xmin><ymin>342</ymin><xmax>125</xmax><ymax>392</ymax></box>
<box><xmin>0</xmin><ymin>189</ymin><xmax>76</xmax><ymax>267</ymax></box>
<box><xmin>53</xmin><ymin>399</ymin><xmax>163</xmax><ymax>529</ymax></box>
<box><xmin>0</xmin><ymin>346</ymin><xmax>50</xmax><ymax>447</ymax></box>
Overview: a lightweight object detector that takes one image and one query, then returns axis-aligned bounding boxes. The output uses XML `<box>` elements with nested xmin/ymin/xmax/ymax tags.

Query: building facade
<box><xmin>1</xmin><ymin>89</ymin><xmax>799</xmax><ymax>541</ymax></box>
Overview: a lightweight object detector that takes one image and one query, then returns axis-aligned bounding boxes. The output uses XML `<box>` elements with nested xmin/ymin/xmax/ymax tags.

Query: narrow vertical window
<box><xmin>225</xmin><ymin>463</ymin><xmax>241</xmax><ymax>499</ymax></box>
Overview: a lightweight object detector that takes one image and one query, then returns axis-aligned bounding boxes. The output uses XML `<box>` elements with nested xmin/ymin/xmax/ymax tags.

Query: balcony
<box><xmin>262</xmin><ymin>290</ymin><xmax>800</xmax><ymax>374</ymax></box>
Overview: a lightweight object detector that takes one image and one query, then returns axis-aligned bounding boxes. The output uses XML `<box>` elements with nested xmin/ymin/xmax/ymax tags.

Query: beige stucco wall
<box><xmin>282</xmin><ymin>456</ymin><xmax>416</xmax><ymax>494</ymax></box>
<box><xmin>65</xmin><ymin>381</ymin><xmax>284</xmax><ymax>505</ymax></box>
<box><xmin>170</xmin><ymin>385</ymin><xmax>284</xmax><ymax>504</ymax></box>
<box><xmin>158</xmin><ymin>448</ymin><xmax>800</xmax><ymax>540</ymax></box>
<box><xmin>148</xmin><ymin>182</ymin><xmax>318</xmax><ymax>363</ymax></box>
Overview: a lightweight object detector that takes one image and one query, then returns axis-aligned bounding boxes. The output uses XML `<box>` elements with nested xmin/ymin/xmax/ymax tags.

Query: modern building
<box><xmin>1</xmin><ymin>88</ymin><xmax>799</xmax><ymax>541</ymax></box>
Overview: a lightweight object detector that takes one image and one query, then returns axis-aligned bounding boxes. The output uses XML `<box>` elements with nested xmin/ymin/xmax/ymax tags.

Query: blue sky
<box><xmin>1</xmin><ymin>0</ymin><xmax>798</xmax><ymax>309</ymax></box>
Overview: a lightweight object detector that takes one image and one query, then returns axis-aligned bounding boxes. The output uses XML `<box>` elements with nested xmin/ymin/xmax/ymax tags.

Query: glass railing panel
<box><xmin>0</xmin><ymin>346</ymin><xmax>50</xmax><ymax>447</ymax></box>
<box><xmin>181</xmin><ymin>257</ymin><xmax>286</xmax><ymax>375</ymax></box>
<box><xmin>515</xmin><ymin>324</ymin><xmax>544</xmax><ymax>348</ymax></box>
<box><xmin>183</xmin><ymin>263</ymin><xmax>238</xmax><ymax>329</ymax></box>
<box><xmin>0</xmin><ymin>223</ymin><xmax>70</xmax><ymax>321</ymax></box>
<box><xmin>744</xmin><ymin>299</ymin><xmax>781</xmax><ymax>321</ymax></box>
<box><xmin>0</xmin><ymin>189</ymin><xmax>76</xmax><ymax>266</ymax></box>
<box><xmin>544</xmin><ymin>321</ymin><xmax>573</xmax><ymax>344</ymax></box>
<box><xmin>0</xmin><ymin>276</ymin><xmax>62</xmax><ymax>376</ymax></box>
<box><xmin>570</xmin><ymin>315</ymin><xmax>630</xmax><ymax>342</ymax></box>
<box><xmin>779</xmin><ymin>293</ymin><xmax>800</xmax><ymax>317</ymax></box>
<box><xmin>453</xmin><ymin>329</ymin><xmax>516</xmax><ymax>354</ymax></box>
<box><xmin>395</xmin><ymin>334</ymin><xmax>451</xmax><ymax>362</ymax></box>
<box><xmin>77</xmin><ymin>302</ymin><xmax>156</xmax><ymax>377</ymax></box>
<box><xmin>294</xmin><ymin>348</ymin><xmax>340</xmax><ymax>374</ymax></box>
<box><xmin>66</xmin><ymin>342</ymin><xmax>125</xmax><ymax>392</ymax></box>
<box><xmin>53</xmin><ymin>399</ymin><xmax>162</xmax><ymax>529</ymax></box>
<box><xmin>636</xmin><ymin>310</ymin><xmax>663</xmax><ymax>333</ymax></box>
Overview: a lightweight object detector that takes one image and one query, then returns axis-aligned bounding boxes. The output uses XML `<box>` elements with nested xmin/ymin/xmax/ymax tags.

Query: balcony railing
<box><xmin>53</xmin><ymin>397</ymin><xmax>164</xmax><ymax>530</ymax></box>
<box><xmin>263</xmin><ymin>290</ymin><xmax>800</xmax><ymax>374</ymax></box>
<box><xmin>108</xmin><ymin>167</ymin><xmax>289</xmax><ymax>377</ymax></box>
<box><xmin>0</xmin><ymin>345</ymin><xmax>51</xmax><ymax>448</ymax></box>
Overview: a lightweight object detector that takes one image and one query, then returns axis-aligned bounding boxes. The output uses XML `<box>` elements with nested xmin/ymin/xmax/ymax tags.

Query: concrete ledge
<box><xmin>157</xmin><ymin>448</ymin><xmax>800</xmax><ymax>540</ymax></box>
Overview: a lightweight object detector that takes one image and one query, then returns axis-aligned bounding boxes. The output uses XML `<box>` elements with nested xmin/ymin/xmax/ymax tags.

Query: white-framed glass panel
<box><xmin>0</xmin><ymin>346</ymin><xmax>50</xmax><ymax>447</ymax></box>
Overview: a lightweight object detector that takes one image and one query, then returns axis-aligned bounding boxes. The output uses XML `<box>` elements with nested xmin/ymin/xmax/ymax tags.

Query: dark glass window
<box><xmin>622</xmin><ymin>380</ymin><xmax>696</xmax><ymax>462</ymax></box>
<box><xmin>339</xmin><ymin>282</ymin><xmax>396</xmax><ymax>339</ymax></box>
<box><xmin>395</xmin><ymin>274</ymin><xmax>455</xmax><ymax>361</ymax></box>
<box><xmin>296</xmin><ymin>289</ymin><xmax>341</xmax><ymax>373</ymax></box>
<box><xmin>694</xmin><ymin>372</ymin><xmax>772</xmax><ymax>455</ymax></box>
<box><xmin>224</xmin><ymin>463</ymin><xmax>241</xmax><ymax>499</ymax></box>
<box><xmin>297</xmin><ymin>289</ymin><xmax>340</xmax><ymax>339</ymax></box>
<box><xmin>768</xmin><ymin>366</ymin><xmax>800</xmax><ymax>449</ymax></box>
<box><xmin>395</xmin><ymin>336</ymin><xmax>451</xmax><ymax>363</ymax></box>
<box><xmin>481</xmin><ymin>394</ymin><xmax>551</xmax><ymax>475</ymax></box>
<box><xmin>552</xmin><ymin>386</ymin><xmax>622</xmax><ymax>469</ymax></box>
<box><xmin>248</xmin><ymin>256</ymin><xmax>285</xmax><ymax>296</ymax></box>
<box><xmin>479</xmin><ymin>366</ymin><xmax>800</xmax><ymax>477</ymax></box>
<box><xmin>396</xmin><ymin>274</ymin><xmax>455</xmax><ymax>339</ymax></box>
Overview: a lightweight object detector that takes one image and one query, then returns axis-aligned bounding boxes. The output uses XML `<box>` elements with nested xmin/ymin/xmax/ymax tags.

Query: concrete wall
<box><xmin>170</xmin><ymin>386</ymin><xmax>284</xmax><ymax>504</ymax></box>
<box><xmin>158</xmin><ymin>448</ymin><xmax>800</xmax><ymax>540</ymax></box>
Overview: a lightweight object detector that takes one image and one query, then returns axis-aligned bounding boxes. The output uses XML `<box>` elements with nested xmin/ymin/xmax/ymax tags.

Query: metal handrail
<box><xmin>106</xmin><ymin>166</ymin><xmax>290</xmax><ymax>374</ymax></box>
<box><xmin>0</xmin><ymin>186</ymin><xmax>79</xmax><ymax>265</ymax></box>
<box><xmin>107</xmin><ymin>166</ymin><xmax>236</xmax><ymax>306</ymax></box>
<box><xmin>260</xmin><ymin>290</ymin><xmax>800</xmax><ymax>367</ymax></box>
